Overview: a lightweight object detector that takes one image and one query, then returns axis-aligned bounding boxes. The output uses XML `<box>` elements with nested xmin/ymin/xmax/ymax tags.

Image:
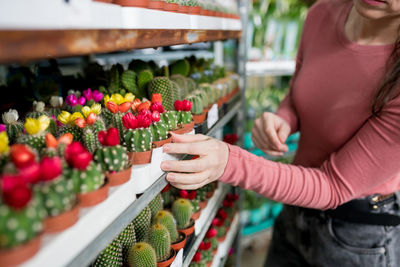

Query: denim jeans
<box><xmin>265</xmin><ymin>194</ymin><xmax>400</xmax><ymax>267</ymax></box>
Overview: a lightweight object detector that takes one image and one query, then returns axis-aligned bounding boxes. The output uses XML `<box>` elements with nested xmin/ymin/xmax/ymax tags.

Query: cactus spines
<box><xmin>148</xmin><ymin>194</ymin><xmax>163</xmax><ymax>220</ymax></box>
<box><xmin>26</xmin><ymin>101</ymin><xmax>48</xmax><ymax>119</ymax></box>
<box><xmin>128</xmin><ymin>242</ymin><xmax>157</xmax><ymax>267</ymax></box>
<box><xmin>177</xmin><ymin>111</ymin><xmax>193</xmax><ymax>125</ymax></box>
<box><xmin>148</xmin><ymin>77</ymin><xmax>174</xmax><ymax>111</ymax></box>
<box><xmin>2</xmin><ymin>109</ymin><xmax>24</xmax><ymax>143</ymax></box>
<box><xmin>199</xmin><ymin>83</ymin><xmax>214</xmax><ymax>104</ymax></box>
<box><xmin>93</xmin><ymin>239</ymin><xmax>123</xmax><ymax>267</ymax></box>
<box><xmin>193</xmin><ymin>90</ymin><xmax>208</xmax><ymax>109</ymax></box>
<box><xmin>170</xmin><ymin>74</ymin><xmax>189</xmax><ymax>99</ymax></box>
<box><xmin>186</xmin><ymin>95</ymin><xmax>203</xmax><ymax>115</ymax></box>
<box><xmin>147</xmin><ymin>223</ymin><xmax>171</xmax><ymax>262</ymax></box>
<box><xmin>170</xmin><ymin>59</ymin><xmax>190</xmax><ymax>77</ymax></box>
<box><xmin>160</xmin><ymin>111</ymin><xmax>178</xmax><ymax>131</ymax></box>
<box><xmin>58</xmin><ymin>125</ymin><xmax>82</xmax><ymax>142</ymax></box>
<box><xmin>66</xmin><ymin>162</ymin><xmax>105</xmax><ymax>194</ymax></box>
<box><xmin>111</xmin><ymin>112</ymin><xmax>126</xmax><ymax>143</ymax></box>
<box><xmin>116</xmin><ymin>222</ymin><xmax>136</xmax><ymax>264</ymax></box>
<box><xmin>153</xmin><ymin>211</ymin><xmax>179</xmax><ymax>243</ymax></box>
<box><xmin>185</xmin><ymin>77</ymin><xmax>197</xmax><ymax>93</ymax></box>
<box><xmin>172</xmin><ymin>198</ymin><xmax>193</xmax><ymax>230</ymax></box>
<box><xmin>124</xmin><ymin>128</ymin><xmax>153</xmax><ymax>153</ymax></box>
<box><xmin>149</xmin><ymin>121</ymin><xmax>168</xmax><ymax>142</ymax></box>
<box><xmin>82</xmin><ymin>128</ymin><xmax>98</xmax><ymax>154</ymax></box>
<box><xmin>138</xmin><ymin>70</ymin><xmax>154</xmax><ymax>98</ymax></box>
<box><xmin>94</xmin><ymin>145</ymin><xmax>129</xmax><ymax>173</ymax></box>
<box><xmin>133</xmin><ymin>206</ymin><xmax>151</xmax><ymax>242</ymax></box>
<box><xmin>121</xmin><ymin>70</ymin><xmax>138</xmax><ymax>95</ymax></box>
<box><xmin>17</xmin><ymin>134</ymin><xmax>46</xmax><ymax>152</ymax></box>
<box><xmin>101</xmin><ymin>108</ymin><xmax>114</xmax><ymax>127</ymax></box>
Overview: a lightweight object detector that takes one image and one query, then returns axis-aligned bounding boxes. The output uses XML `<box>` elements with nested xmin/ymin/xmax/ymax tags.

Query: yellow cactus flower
<box><xmin>0</xmin><ymin>132</ymin><xmax>9</xmax><ymax>154</ymax></box>
<box><xmin>81</xmin><ymin>106</ymin><xmax>91</xmax><ymax>118</ymax></box>
<box><xmin>124</xmin><ymin>93</ymin><xmax>135</xmax><ymax>103</ymax></box>
<box><xmin>90</xmin><ymin>103</ymin><xmax>102</xmax><ymax>115</ymax></box>
<box><xmin>25</xmin><ymin>118</ymin><xmax>40</xmax><ymax>135</ymax></box>
<box><xmin>37</xmin><ymin>115</ymin><xmax>50</xmax><ymax>133</ymax></box>
<box><xmin>57</xmin><ymin>111</ymin><xmax>71</xmax><ymax>125</ymax></box>
<box><xmin>103</xmin><ymin>95</ymin><xmax>111</xmax><ymax>106</ymax></box>
<box><xmin>70</xmin><ymin>112</ymin><xmax>84</xmax><ymax>123</ymax></box>
<box><xmin>111</xmin><ymin>94</ymin><xmax>124</xmax><ymax>105</ymax></box>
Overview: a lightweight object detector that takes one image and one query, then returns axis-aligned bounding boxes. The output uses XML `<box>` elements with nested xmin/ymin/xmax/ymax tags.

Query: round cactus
<box><xmin>66</xmin><ymin>161</ymin><xmax>105</xmax><ymax>194</ymax></box>
<box><xmin>148</xmin><ymin>194</ymin><xmax>163</xmax><ymax>220</ymax></box>
<box><xmin>58</xmin><ymin>125</ymin><xmax>82</xmax><ymax>142</ymax></box>
<box><xmin>153</xmin><ymin>210</ymin><xmax>179</xmax><ymax>243</ymax></box>
<box><xmin>17</xmin><ymin>134</ymin><xmax>46</xmax><ymax>152</ymax></box>
<box><xmin>170</xmin><ymin>59</ymin><xmax>190</xmax><ymax>77</ymax></box>
<box><xmin>124</xmin><ymin>128</ymin><xmax>153</xmax><ymax>153</ymax></box>
<box><xmin>133</xmin><ymin>206</ymin><xmax>151</xmax><ymax>242</ymax></box>
<box><xmin>101</xmin><ymin>108</ymin><xmax>114</xmax><ymax>127</ymax></box>
<box><xmin>116</xmin><ymin>221</ymin><xmax>136</xmax><ymax>264</ymax></box>
<box><xmin>185</xmin><ymin>77</ymin><xmax>197</xmax><ymax>93</ymax></box>
<box><xmin>93</xmin><ymin>239</ymin><xmax>123</xmax><ymax>267</ymax></box>
<box><xmin>26</xmin><ymin>101</ymin><xmax>48</xmax><ymax>119</ymax></box>
<box><xmin>172</xmin><ymin>198</ymin><xmax>193</xmax><ymax>230</ymax></box>
<box><xmin>170</xmin><ymin>74</ymin><xmax>189</xmax><ymax>99</ymax></box>
<box><xmin>149</xmin><ymin>122</ymin><xmax>168</xmax><ymax>142</ymax></box>
<box><xmin>177</xmin><ymin>111</ymin><xmax>193</xmax><ymax>125</ymax></box>
<box><xmin>193</xmin><ymin>90</ymin><xmax>208</xmax><ymax>109</ymax></box>
<box><xmin>147</xmin><ymin>223</ymin><xmax>171</xmax><ymax>262</ymax></box>
<box><xmin>160</xmin><ymin>111</ymin><xmax>178</xmax><ymax>131</ymax></box>
<box><xmin>94</xmin><ymin>145</ymin><xmax>129</xmax><ymax>173</ymax></box>
<box><xmin>186</xmin><ymin>95</ymin><xmax>203</xmax><ymax>115</ymax></box>
<box><xmin>128</xmin><ymin>242</ymin><xmax>157</xmax><ymax>267</ymax></box>
<box><xmin>0</xmin><ymin>195</ymin><xmax>43</xmax><ymax>249</ymax></box>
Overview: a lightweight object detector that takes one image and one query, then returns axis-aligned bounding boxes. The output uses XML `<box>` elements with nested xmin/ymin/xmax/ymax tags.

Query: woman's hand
<box><xmin>161</xmin><ymin>133</ymin><xmax>229</xmax><ymax>190</ymax></box>
<box><xmin>252</xmin><ymin>112</ymin><xmax>290</xmax><ymax>156</ymax></box>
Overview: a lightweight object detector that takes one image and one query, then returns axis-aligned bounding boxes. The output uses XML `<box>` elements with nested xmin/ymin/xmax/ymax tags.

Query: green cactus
<box><xmin>26</xmin><ymin>101</ymin><xmax>48</xmax><ymax>119</ymax></box>
<box><xmin>82</xmin><ymin>128</ymin><xmax>99</xmax><ymax>154</ymax></box>
<box><xmin>138</xmin><ymin>70</ymin><xmax>154</xmax><ymax>99</ymax></box>
<box><xmin>128</xmin><ymin>60</ymin><xmax>150</xmax><ymax>74</ymax></box>
<box><xmin>116</xmin><ymin>221</ymin><xmax>136</xmax><ymax>264</ymax></box>
<box><xmin>65</xmin><ymin>161</ymin><xmax>105</xmax><ymax>194</ymax></box>
<box><xmin>0</xmin><ymin>195</ymin><xmax>43</xmax><ymax>249</ymax></box>
<box><xmin>147</xmin><ymin>223</ymin><xmax>171</xmax><ymax>262</ymax></box>
<box><xmin>111</xmin><ymin>112</ymin><xmax>126</xmax><ymax>143</ymax></box>
<box><xmin>170</xmin><ymin>74</ymin><xmax>189</xmax><ymax>99</ymax></box>
<box><xmin>149</xmin><ymin>121</ymin><xmax>168</xmax><ymax>142</ymax></box>
<box><xmin>133</xmin><ymin>206</ymin><xmax>151</xmax><ymax>242</ymax></box>
<box><xmin>172</xmin><ymin>198</ymin><xmax>193</xmax><ymax>230</ymax></box>
<box><xmin>192</xmin><ymin>90</ymin><xmax>208</xmax><ymax>110</ymax></box>
<box><xmin>2</xmin><ymin>109</ymin><xmax>24</xmax><ymax>143</ymax></box>
<box><xmin>148</xmin><ymin>77</ymin><xmax>174</xmax><ymax>111</ymax></box>
<box><xmin>160</xmin><ymin>65</ymin><xmax>169</xmax><ymax>78</ymax></box>
<box><xmin>217</xmin><ymin>226</ymin><xmax>226</xmax><ymax>238</ymax></box>
<box><xmin>148</xmin><ymin>194</ymin><xmax>163</xmax><ymax>220</ymax></box>
<box><xmin>201</xmin><ymin>250</ymin><xmax>213</xmax><ymax>264</ymax></box>
<box><xmin>160</xmin><ymin>111</ymin><xmax>178</xmax><ymax>131</ymax></box>
<box><xmin>101</xmin><ymin>108</ymin><xmax>114</xmax><ymax>127</ymax></box>
<box><xmin>153</xmin><ymin>211</ymin><xmax>179</xmax><ymax>243</ymax></box>
<box><xmin>121</xmin><ymin>70</ymin><xmax>138</xmax><ymax>95</ymax></box>
<box><xmin>195</xmin><ymin>188</ymin><xmax>207</xmax><ymax>202</ymax></box>
<box><xmin>38</xmin><ymin>175</ymin><xmax>76</xmax><ymax>217</ymax></box>
<box><xmin>124</xmin><ymin>128</ymin><xmax>153</xmax><ymax>153</ymax></box>
<box><xmin>93</xmin><ymin>239</ymin><xmax>123</xmax><ymax>267</ymax></box>
<box><xmin>94</xmin><ymin>145</ymin><xmax>129</xmax><ymax>173</ymax></box>
<box><xmin>205</xmin><ymin>236</ymin><xmax>218</xmax><ymax>251</ymax></box>
<box><xmin>177</xmin><ymin>111</ymin><xmax>193</xmax><ymax>125</ymax></box>
<box><xmin>58</xmin><ymin>125</ymin><xmax>82</xmax><ymax>142</ymax></box>
<box><xmin>189</xmin><ymin>262</ymin><xmax>206</xmax><ymax>267</ymax></box>
<box><xmin>17</xmin><ymin>134</ymin><xmax>46</xmax><ymax>152</ymax></box>
<box><xmin>108</xmin><ymin>65</ymin><xmax>122</xmax><ymax>94</ymax></box>
<box><xmin>170</xmin><ymin>59</ymin><xmax>190</xmax><ymax>77</ymax></box>
<box><xmin>161</xmin><ymin>190</ymin><xmax>175</xmax><ymax>209</ymax></box>
<box><xmin>185</xmin><ymin>77</ymin><xmax>197</xmax><ymax>93</ymax></box>
<box><xmin>128</xmin><ymin>242</ymin><xmax>157</xmax><ymax>267</ymax></box>
<box><xmin>186</xmin><ymin>95</ymin><xmax>203</xmax><ymax>115</ymax></box>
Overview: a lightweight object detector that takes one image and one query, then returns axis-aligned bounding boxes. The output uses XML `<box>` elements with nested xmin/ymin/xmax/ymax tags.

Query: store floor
<box><xmin>239</xmin><ymin>228</ymin><xmax>272</xmax><ymax>267</ymax></box>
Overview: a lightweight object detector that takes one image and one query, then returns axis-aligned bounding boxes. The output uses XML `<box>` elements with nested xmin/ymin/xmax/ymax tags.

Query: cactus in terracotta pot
<box><xmin>17</xmin><ymin>115</ymin><xmax>50</xmax><ymax>152</ymax></box>
<box><xmin>149</xmin><ymin>99</ymin><xmax>169</xmax><ymax>144</ymax></box>
<box><xmin>172</xmin><ymin>198</ymin><xmax>193</xmax><ymax>230</ymax></box>
<box><xmin>174</xmin><ymin>100</ymin><xmax>193</xmax><ymax>126</ymax></box>
<box><xmin>153</xmin><ymin>210</ymin><xmax>179</xmax><ymax>243</ymax></box>
<box><xmin>123</xmin><ymin>111</ymin><xmax>153</xmax><ymax>153</ymax></box>
<box><xmin>128</xmin><ymin>242</ymin><xmax>157</xmax><ymax>267</ymax></box>
<box><xmin>147</xmin><ymin>223</ymin><xmax>171</xmax><ymax>262</ymax></box>
<box><xmin>148</xmin><ymin>194</ymin><xmax>163</xmax><ymax>220</ymax></box>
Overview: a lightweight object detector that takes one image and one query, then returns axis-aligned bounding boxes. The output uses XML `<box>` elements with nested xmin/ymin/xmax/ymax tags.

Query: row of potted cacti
<box><xmin>105</xmin><ymin>0</ymin><xmax>240</xmax><ymax>19</ymax></box>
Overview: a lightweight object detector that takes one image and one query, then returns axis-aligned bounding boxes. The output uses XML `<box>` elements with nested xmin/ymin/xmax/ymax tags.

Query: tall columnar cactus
<box><xmin>186</xmin><ymin>95</ymin><xmax>203</xmax><ymax>115</ymax></box>
<box><xmin>147</xmin><ymin>223</ymin><xmax>171</xmax><ymax>262</ymax></box>
<box><xmin>17</xmin><ymin>115</ymin><xmax>50</xmax><ymax>152</ymax></box>
<box><xmin>148</xmin><ymin>77</ymin><xmax>174</xmax><ymax>111</ymax></box>
<box><xmin>160</xmin><ymin>111</ymin><xmax>178</xmax><ymax>131</ymax></box>
<box><xmin>124</xmin><ymin>128</ymin><xmax>153</xmax><ymax>153</ymax></box>
<box><xmin>148</xmin><ymin>194</ymin><xmax>163</xmax><ymax>220</ymax></box>
<box><xmin>149</xmin><ymin>121</ymin><xmax>168</xmax><ymax>142</ymax></box>
<box><xmin>172</xmin><ymin>198</ymin><xmax>193</xmax><ymax>230</ymax></box>
<box><xmin>66</xmin><ymin>161</ymin><xmax>104</xmax><ymax>194</ymax></box>
<box><xmin>133</xmin><ymin>206</ymin><xmax>151</xmax><ymax>242</ymax></box>
<box><xmin>101</xmin><ymin>108</ymin><xmax>114</xmax><ymax>127</ymax></box>
<box><xmin>116</xmin><ymin>221</ymin><xmax>136</xmax><ymax>264</ymax></box>
<box><xmin>111</xmin><ymin>112</ymin><xmax>125</xmax><ymax>142</ymax></box>
<box><xmin>93</xmin><ymin>239</ymin><xmax>123</xmax><ymax>267</ymax></box>
<box><xmin>128</xmin><ymin>242</ymin><xmax>157</xmax><ymax>267</ymax></box>
<box><xmin>2</xmin><ymin>109</ymin><xmax>24</xmax><ymax>143</ymax></box>
<box><xmin>153</xmin><ymin>211</ymin><xmax>179</xmax><ymax>243</ymax></box>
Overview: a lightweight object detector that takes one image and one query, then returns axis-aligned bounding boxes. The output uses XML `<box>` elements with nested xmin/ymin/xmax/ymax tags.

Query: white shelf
<box><xmin>246</xmin><ymin>60</ymin><xmax>295</xmax><ymax>76</ymax></box>
<box><xmin>0</xmin><ymin>0</ymin><xmax>241</xmax><ymax>30</ymax></box>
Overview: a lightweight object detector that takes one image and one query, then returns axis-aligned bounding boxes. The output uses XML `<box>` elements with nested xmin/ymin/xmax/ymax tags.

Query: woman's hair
<box><xmin>372</xmin><ymin>28</ymin><xmax>400</xmax><ymax>115</ymax></box>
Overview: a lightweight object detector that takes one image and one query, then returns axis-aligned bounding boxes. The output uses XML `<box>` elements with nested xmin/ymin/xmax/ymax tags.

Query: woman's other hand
<box><xmin>161</xmin><ymin>133</ymin><xmax>229</xmax><ymax>190</ymax></box>
<box><xmin>252</xmin><ymin>112</ymin><xmax>290</xmax><ymax>156</ymax></box>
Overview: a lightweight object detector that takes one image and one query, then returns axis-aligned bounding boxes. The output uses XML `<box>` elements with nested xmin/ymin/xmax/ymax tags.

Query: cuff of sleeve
<box><xmin>218</xmin><ymin>144</ymin><xmax>241</xmax><ymax>185</ymax></box>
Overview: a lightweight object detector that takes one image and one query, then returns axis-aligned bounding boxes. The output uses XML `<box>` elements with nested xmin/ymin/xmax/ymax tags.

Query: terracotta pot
<box><xmin>199</xmin><ymin>199</ymin><xmax>208</xmax><ymax>209</ymax></box>
<box><xmin>164</xmin><ymin>3</ymin><xmax>178</xmax><ymax>12</ymax></box>
<box><xmin>212</xmin><ymin>249</ymin><xmax>218</xmax><ymax>256</ymax></box>
<box><xmin>0</xmin><ymin>235</ymin><xmax>41</xmax><ymax>266</ymax></box>
<box><xmin>188</xmin><ymin>6</ymin><xmax>201</xmax><ymax>15</ymax></box>
<box><xmin>106</xmin><ymin>166</ymin><xmax>132</xmax><ymax>186</ymax></box>
<box><xmin>217</xmin><ymin>235</ymin><xmax>226</xmax><ymax>242</ymax></box>
<box><xmin>193</xmin><ymin>113</ymin><xmax>206</xmax><ymax>124</ymax></box>
<box><xmin>157</xmin><ymin>248</ymin><xmax>176</xmax><ymax>267</ymax></box>
<box><xmin>153</xmin><ymin>135</ymin><xmax>172</xmax><ymax>148</ymax></box>
<box><xmin>114</xmin><ymin>0</ymin><xmax>149</xmax><ymax>7</ymax></box>
<box><xmin>200</xmin><ymin>8</ymin><xmax>207</xmax><ymax>16</ymax></box>
<box><xmin>217</xmin><ymin>98</ymin><xmax>223</xmax><ymax>107</ymax></box>
<box><xmin>44</xmin><ymin>203</ymin><xmax>80</xmax><ymax>233</ymax></box>
<box><xmin>191</xmin><ymin>209</ymin><xmax>201</xmax><ymax>220</ymax></box>
<box><xmin>172</xmin><ymin>126</ymin><xmax>186</xmax><ymax>135</ymax></box>
<box><xmin>77</xmin><ymin>181</ymin><xmax>110</xmax><ymax>207</ymax></box>
<box><xmin>178</xmin><ymin>5</ymin><xmax>189</xmax><ymax>13</ymax></box>
<box><xmin>207</xmin><ymin>261</ymin><xmax>213</xmax><ymax>267</ymax></box>
<box><xmin>128</xmin><ymin>150</ymin><xmax>152</xmax><ymax>165</ymax></box>
<box><xmin>94</xmin><ymin>0</ymin><xmax>113</xmax><ymax>3</ymax></box>
<box><xmin>203</xmin><ymin>107</ymin><xmax>210</xmax><ymax>114</ymax></box>
<box><xmin>148</xmin><ymin>0</ymin><xmax>165</xmax><ymax>9</ymax></box>
<box><xmin>210</xmin><ymin>10</ymin><xmax>217</xmax><ymax>17</ymax></box>
<box><xmin>178</xmin><ymin>218</ymin><xmax>195</xmax><ymax>236</ymax></box>
<box><xmin>181</xmin><ymin>121</ymin><xmax>195</xmax><ymax>133</ymax></box>
<box><xmin>171</xmin><ymin>233</ymin><xmax>187</xmax><ymax>251</ymax></box>
<box><xmin>207</xmin><ymin>190</ymin><xmax>214</xmax><ymax>199</ymax></box>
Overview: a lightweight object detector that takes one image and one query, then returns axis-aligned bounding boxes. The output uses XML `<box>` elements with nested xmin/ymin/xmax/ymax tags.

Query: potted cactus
<box><xmin>149</xmin><ymin>194</ymin><xmax>163</xmax><ymax>220</ymax></box>
<box><xmin>133</xmin><ymin>206</ymin><xmax>151</xmax><ymax>242</ymax></box>
<box><xmin>123</xmin><ymin>110</ymin><xmax>153</xmax><ymax>165</ymax></box>
<box><xmin>116</xmin><ymin>221</ymin><xmax>136</xmax><ymax>265</ymax></box>
<box><xmin>147</xmin><ymin>223</ymin><xmax>176</xmax><ymax>267</ymax></box>
<box><xmin>153</xmin><ymin>210</ymin><xmax>187</xmax><ymax>252</ymax></box>
<box><xmin>189</xmin><ymin>252</ymin><xmax>205</xmax><ymax>267</ymax></box>
<box><xmin>172</xmin><ymin>198</ymin><xmax>195</xmax><ymax>236</ymax></box>
<box><xmin>94</xmin><ymin>128</ymin><xmax>131</xmax><ymax>186</ymax></box>
<box><xmin>178</xmin><ymin>190</ymin><xmax>201</xmax><ymax>220</ymax></box>
<box><xmin>93</xmin><ymin>239</ymin><xmax>123</xmax><ymax>267</ymax></box>
<box><xmin>64</xmin><ymin>142</ymin><xmax>108</xmax><ymax>207</ymax></box>
<box><xmin>212</xmin><ymin>217</ymin><xmax>227</xmax><ymax>243</ymax></box>
<box><xmin>186</xmin><ymin>94</ymin><xmax>205</xmax><ymax>124</ymax></box>
<box><xmin>205</xmin><ymin>227</ymin><xmax>218</xmax><ymax>256</ymax></box>
<box><xmin>150</xmin><ymin>109</ymin><xmax>170</xmax><ymax>148</ymax></box>
<box><xmin>173</xmin><ymin>100</ymin><xmax>194</xmax><ymax>134</ymax></box>
<box><xmin>114</xmin><ymin>0</ymin><xmax>150</xmax><ymax>7</ymax></box>
<box><xmin>178</xmin><ymin>0</ymin><xmax>189</xmax><ymax>13</ymax></box>
<box><xmin>2</xmin><ymin>109</ymin><xmax>24</xmax><ymax>143</ymax></box>
<box><xmin>188</xmin><ymin>0</ymin><xmax>200</xmax><ymax>14</ymax></box>
<box><xmin>128</xmin><ymin>242</ymin><xmax>157</xmax><ymax>267</ymax></box>
<box><xmin>198</xmin><ymin>241</ymin><xmax>213</xmax><ymax>267</ymax></box>
<box><xmin>148</xmin><ymin>0</ymin><xmax>165</xmax><ymax>9</ymax></box>
<box><xmin>17</xmin><ymin>115</ymin><xmax>50</xmax><ymax>152</ymax></box>
<box><xmin>164</xmin><ymin>0</ymin><xmax>179</xmax><ymax>12</ymax></box>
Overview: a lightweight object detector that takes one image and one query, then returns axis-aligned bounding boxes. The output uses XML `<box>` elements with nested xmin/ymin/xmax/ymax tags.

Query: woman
<box><xmin>161</xmin><ymin>0</ymin><xmax>400</xmax><ymax>266</ymax></box>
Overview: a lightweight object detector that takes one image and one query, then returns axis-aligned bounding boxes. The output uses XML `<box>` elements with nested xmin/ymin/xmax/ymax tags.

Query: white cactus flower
<box><xmin>50</xmin><ymin>96</ymin><xmax>63</xmax><ymax>108</ymax></box>
<box><xmin>2</xmin><ymin>109</ymin><xmax>19</xmax><ymax>124</ymax></box>
<box><xmin>33</xmin><ymin>101</ymin><xmax>45</xmax><ymax>112</ymax></box>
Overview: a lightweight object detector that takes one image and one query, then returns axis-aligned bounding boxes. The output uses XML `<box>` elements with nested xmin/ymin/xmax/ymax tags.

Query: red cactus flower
<box><xmin>226</xmin><ymin>194</ymin><xmax>239</xmax><ymax>201</ymax></box>
<box><xmin>137</xmin><ymin>111</ymin><xmax>152</xmax><ymax>128</ymax></box>
<box><xmin>223</xmin><ymin>134</ymin><xmax>239</xmax><ymax>145</ymax></box>
<box><xmin>19</xmin><ymin>162</ymin><xmax>41</xmax><ymax>184</ymax></box>
<box><xmin>216</xmin><ymin>219</ymin><xmax>224</xmax><ymax>227</ymax></box>
<box><xmin>151</xmin><ymin>93</ymin><xmax>162</xmax><ymax>104</ymax></box>
<box><xmin>137</xmin><ymin>102</ymin><xmax>151</xmax><ymax>113</ymax></box>
<box><xmin>86</xmin><ymin>113</ymin><xmax>97</xmax><ymax>125</ymax></box>
<box><xmin>174</xmin><ymin>100</ymin><xmax>183</xmax><ymax>111</ymax></box>
<box><xmin>107</xmin><ymin>101</ymin><xmax>119</xmax><ymax>114</ymax></box>
<box><xmin>193</xmin><ymin>252</ymin><xmax>202</xmax><ymax>263</ymax></box>
<box><xmin>199</xmin><ymin>241</ymin><xmax>205</xmax><ymax>250</ymax></box>
<box><xmin>223</xmin><ymin>200</ymin><xmax>234</xmax><ymax>208</ymax></box>
<box><xmin>217</xmin><ymin>209</ymin><xmax>228</xmax><ymax>220</ymax></box>
<box><xmin>151</xmin><ymin>111</ymin><xmax>161</xmax><ymax>122</ymax></box>
<box><xmin>118</xmin><ymin>102</ymin><xmax>132</xmax><ymax>113</ymax></box>
<box><xmin>161</xmin><ymin>184</ymin><xmax>170</xmax><ymax>193</ymax></box>
<box><xmin>211</xmin><ymin>218</ymin><xmax>220</xmax><ymax>226</ymax></box>
<box><xmin>150</xmin><ymin>102</ymin><xmax>165</xmax><ymax>113</ymax></box>
<box><xmin>203</xmin><ymin>242</ymin><xmax>211</xmax><ymax>250</ymax></box>
<box><xmin>1</xmin><ymin>174</ymin><xmax>23</xmax><ymax>192</ymax></box>
<box><xmin>188</xmin><ymin>191</ymin><xmax>197</xmax><ymax>200</ymax></box>
<box><xmin>98</xmin><ymin>128</ymin><xmax>120</xmax><ymax>146</ymax></box>
<box><xmin>40</xmin><ymin>157</ymin><xmax>62</xmax><ymax>181</ymax></box>
<box><xmin>182</xmin><ymin>100</ymin><xmax>192</xmax><ymax>112</ymax></box>
<box><xmin>3</xmin><ymin>183</ymin><xmax>32</xmax><ymax>210</ymax></box>
<box><xmin>10</xmin><ymin>144</ymin><xmax>36</xmax><ymax>169</ymax></box>
<box><xmin>65</xmin><ymin>142</ymin><xmax>92</xmax><ymax>170</ymax></box>
<box><xmin>179</xmin><ymin>190</ymin><xmax>189</xmax><ymax>198</ymax></box>
<box><xmin>206</xmin><ymin>228</ymin><xmax>217</xmax><ymax>238</ymax></box>
<box><xmin>122</xmin><ymin>113</ymin><xmax>139</xmax><ymax>130</ymax></box>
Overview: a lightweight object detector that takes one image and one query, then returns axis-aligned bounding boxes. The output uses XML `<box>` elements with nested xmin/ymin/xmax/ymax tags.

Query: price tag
<box><xmin>150</xmin><ymin>147</ymin><xmax>163</xmax><ymax>177</ymax></box>
<box><xmin>207</xmin><ymin>104</ymin><xmax>219</xmax><ymax>129</ymax></box>
<box><xmin>170</xmin><ymin>249</ymin><xmax>183</xmax><ymax>267</ymax></box>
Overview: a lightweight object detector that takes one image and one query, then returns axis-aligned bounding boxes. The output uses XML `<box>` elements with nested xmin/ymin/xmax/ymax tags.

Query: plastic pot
<box><xmin>164</xmin><ymin>3</ymin><xmax>178</xmax><ymax>12</ymax></box>
<box><xmin>157</xmin><ymin>248</ymin><xmax>176</xmax><ymax>267</ymax></box>
<box><xmin>106</xmin><ymin>166</ymin><xmax>132</xmax><ymax>186</ymax></box>
<box><xmin>171</xmin><ymin>232</ymin><xmax>187</xmax><ymax>251</ymax></box>
<box><xmin>178</xmin><ymin>5</ymin><xmax>189</xmax><ymax>13</ymax></box>
<box><xmin>153</xmin><ymin>135</ymin><xmax>172</xmax><ymax>148</ymax></box>
<box><xmin>178</xmin><ymin>218</ymin><xmax>195</xmax><ymax>236</ymax></box>
<box><xmin>128</xmin><ymin>150</ymin><xmax>152</xmax><ymax>165</ymax></box>
<box><xmin>148</xmin><ymin>0</ymin><xmax>165</xmax><ymax>9</ymax></box>
<box><xmin>191</xmin><ymin>209</ymin><xmax>201</xmax><ymax>220</ymax></box>
<box><xmin>0</xmin><ymin>235</ymin><xmax>41</xmax><ymax>266</ymax></box>
<box><xmin>193</xmin><ymin>113</ymin><xmax>206</xmax><ymax>124</ymax></box>
<box><xmin>44</xmin><ymin>203</ymin><xmax>80</xmax><ymax>233</ymax></box>
<box><xmin>77</xmin><ymin>180</ymin><xmax>110</xmax><ymax>207</ymax></box>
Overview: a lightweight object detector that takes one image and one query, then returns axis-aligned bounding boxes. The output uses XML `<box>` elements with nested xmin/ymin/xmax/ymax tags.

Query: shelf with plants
<box><xmin>246</xmin><ymin>60</ymin><xmax>295</xmax><ymax>77</ymax></box>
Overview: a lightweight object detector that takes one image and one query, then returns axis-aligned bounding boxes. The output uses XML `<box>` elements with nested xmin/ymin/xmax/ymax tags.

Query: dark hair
<box><xmin>372</xmin><ymin>28</ymin><xmax>400</xmax><ymax>116</ymax></box>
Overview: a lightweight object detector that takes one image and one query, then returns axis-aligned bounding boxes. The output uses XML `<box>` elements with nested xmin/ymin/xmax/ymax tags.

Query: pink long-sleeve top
<box><xmin>219</xmin><ymin>0</ymin><xmax>400</xmax><ymax>210</ymax></box>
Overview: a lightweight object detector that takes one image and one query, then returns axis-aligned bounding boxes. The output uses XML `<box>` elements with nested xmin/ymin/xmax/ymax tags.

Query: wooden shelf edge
<box><xmin>0</xmin><ymin>29</ymin><xmax>241</xmax><ymax>64</ymax></box>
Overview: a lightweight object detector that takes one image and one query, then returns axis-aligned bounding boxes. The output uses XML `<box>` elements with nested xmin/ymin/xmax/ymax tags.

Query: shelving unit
<box><xmin>246</xmin><ymin>60</ymin><xmax>295</xmax><ymax>76</ymax></box>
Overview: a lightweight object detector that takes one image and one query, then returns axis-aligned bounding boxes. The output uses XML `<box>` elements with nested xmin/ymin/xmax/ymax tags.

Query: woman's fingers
<box><xmin>263</xmin><ymin>114</ymin><xmax>285</xmax><ymax>151</ymax></box>
<box><xmin>166</xmin><ymin>171</ymin><xmax>209</xmax><ymax>184</ymax></box>
<box><xmin>161</xmin><ymin>158</ymin><xmax>206</xmax><ymax>173</ymax></box>
<box><xmin>277</xmin><ymin>123</ymin><xmax>290</xmax><ymax>152</ymax></box>
<box><xmin>170</xmin><ymin>133</ymin><xmax>209</xmax><ymax>143</ymax></box>
<box><xmin>163</xmin><ymin>141</ymin><xmax>206</xmax><ymax>155</ymax></box>
<box><xmin>169</xmin><ymin>181</ymin><xmax>208</xmax><ymax>190</ymax></box>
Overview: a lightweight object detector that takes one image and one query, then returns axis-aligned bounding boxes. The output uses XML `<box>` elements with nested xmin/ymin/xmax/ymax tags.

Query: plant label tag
<box><xmin>207</xmin><ymin>104</ymin><xmax>219</xmax><ymax>129</ymax></box>
<box><xmin>171</xmin><ymin>249</ymin><xmax>183</xmax><ymax>267</ymax></box>
<box><xmin>150</xmin><ymin>147</ymin><xmax>163</xmax><ymax>177</ymax></box>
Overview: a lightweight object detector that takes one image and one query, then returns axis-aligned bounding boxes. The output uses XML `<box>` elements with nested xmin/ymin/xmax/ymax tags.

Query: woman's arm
<box><xmin>162</xmin><ymin>98</ymin><xmax>400</xmax><ymax>210</ymax></box>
